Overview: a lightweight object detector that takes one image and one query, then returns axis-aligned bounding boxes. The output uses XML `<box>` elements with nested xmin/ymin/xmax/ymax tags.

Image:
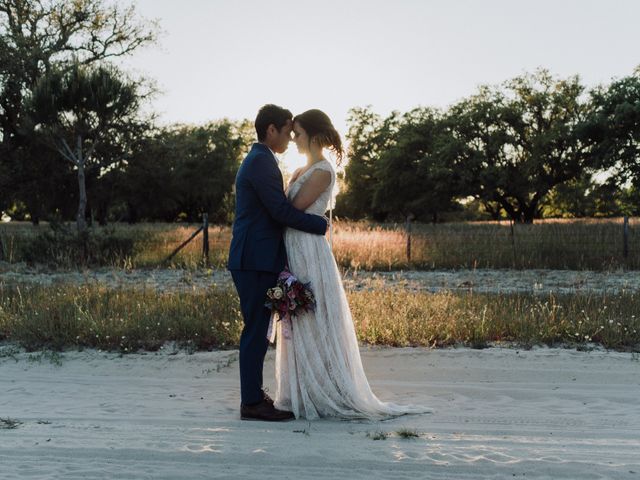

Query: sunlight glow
<box><xmin>120</xmin><ymin>0</ymin><xmax>640</xmax><ymax>139</ymax></box>
<box><xmin>280</xmin><ymin>147</ymin><xmax>308</xmax><ymax>174</ymax></box>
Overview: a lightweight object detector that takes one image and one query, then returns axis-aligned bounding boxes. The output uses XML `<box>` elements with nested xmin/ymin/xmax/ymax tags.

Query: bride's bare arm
<box><xmin>290</xmin><ymin>170</ymin><xmax>332</xmax><ymax>211</ymax></box>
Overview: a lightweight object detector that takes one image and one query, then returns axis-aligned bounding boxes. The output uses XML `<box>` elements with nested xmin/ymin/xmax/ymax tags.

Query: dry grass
<box><xmin>348</xmin><ymin>289</ymin><xmax>640</xmax><ymax>350</ymax></box>
<box><xmin>1</xmin><ymin>283</ymin><xmax>638</xmax><ymax>353</ymax></box>
<box><xmin>2</xmin><ymin>218</ymin><xmax>636</xmax><ymax>271</ymax></box>
<box><xmin>0</xmin><ymin>222</ymin><xmax>229</xmax><ymax>269</ymax></box>
<box><xmin>332</xmin><ymin>218</ymin><xmax>640</xmax><ymax>270</ymax></box>
<box><xmin>0</xmin><ymin>283</ymin><xmax>242</xmax><ymax>352</ymax></box>
<box><xmin>124</xmin><ymin>223</ymin><xmax>231</xmax><ymax>268</ymax></box>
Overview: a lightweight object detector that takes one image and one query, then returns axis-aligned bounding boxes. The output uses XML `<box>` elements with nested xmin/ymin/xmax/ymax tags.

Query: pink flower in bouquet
<box><xmin>265</xmin><ymin>268</ymin><xmax>316</xmax><ymax>319</ymax></box>
<box><xmin>265</xmin><ymin>268</ymin><xmax>316</xmax><ymax>342</ymax></box>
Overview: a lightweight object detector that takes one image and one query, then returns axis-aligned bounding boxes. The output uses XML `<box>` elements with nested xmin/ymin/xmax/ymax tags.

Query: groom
<box><xmin>228</xmin><ymin>104</ymin><xmax>328</xmax><ymax>421</ymax></box>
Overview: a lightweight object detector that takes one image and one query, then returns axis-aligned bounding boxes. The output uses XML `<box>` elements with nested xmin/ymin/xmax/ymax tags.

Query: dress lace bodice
<box><xmin>287</xmin><ymin>160</ymin><xmax>336</xmax><ymax>215</ymax></box>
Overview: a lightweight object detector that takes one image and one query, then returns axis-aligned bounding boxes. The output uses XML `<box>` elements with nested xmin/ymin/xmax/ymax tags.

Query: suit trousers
<box><xmin>230</xmin><ymin>269</ymin><xmax>278</xmax><ymax>405</ymax></box>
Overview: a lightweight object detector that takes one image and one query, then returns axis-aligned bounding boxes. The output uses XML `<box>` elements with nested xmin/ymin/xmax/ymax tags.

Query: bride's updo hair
<box><xmin>293</xmin><ymin>109</ymin><xmax>343</xmax><ymax>165</ymax></box>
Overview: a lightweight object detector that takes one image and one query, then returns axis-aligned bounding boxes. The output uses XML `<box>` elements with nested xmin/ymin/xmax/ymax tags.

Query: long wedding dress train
<box><xmin>273</xmin><ymin>160</ymin><xmax>430</xmax><ymax>420</ymax></box>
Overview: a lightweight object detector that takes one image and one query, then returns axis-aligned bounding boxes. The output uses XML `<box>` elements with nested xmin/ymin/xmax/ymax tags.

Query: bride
<box><xmin>273</xmin><ymin>109</ymin><xmax>430</xmax><ymax>420</ymax></box>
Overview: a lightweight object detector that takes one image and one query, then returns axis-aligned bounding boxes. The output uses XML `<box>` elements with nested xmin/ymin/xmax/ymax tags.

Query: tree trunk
<box><xmin>498</xmin><ymin>197</ymin><xmax>521</xmax><ymax>223</ymax></box>
<box><xmin>97</xmin><ymin>204</ymin><xmax>108</xmax><ymax>226</ymax></box>
<box><xmin>522</xmin><ymin>209</ymin><xmax>535</xmax><ymax>224</ymax></box>
<box><xmin>126</xmin><ymin>202</ymin><xmax>138</xmax><ymax>224</ymax></box>
<box><xmin>76</xmin><ymin>135</ymin><xmax>88</xmax><ymax>234</ymax></box>
<box><xmin>521</xmin><ymin>200</ymin><xmax>539</xmax><ymax>224</ymax></box>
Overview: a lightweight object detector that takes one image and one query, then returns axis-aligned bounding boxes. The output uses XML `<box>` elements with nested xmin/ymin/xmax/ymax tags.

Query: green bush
<box><xmin>19</xmin><ymin>224</ymin><xmax>137</xmax><ymax>268</ymax></box>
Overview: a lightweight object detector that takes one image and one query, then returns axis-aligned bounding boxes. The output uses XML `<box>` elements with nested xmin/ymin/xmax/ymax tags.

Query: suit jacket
<box><xmin>227</xmin><ymin>143</ymin><xmax>327</xmax><ymax>273</ymax></box>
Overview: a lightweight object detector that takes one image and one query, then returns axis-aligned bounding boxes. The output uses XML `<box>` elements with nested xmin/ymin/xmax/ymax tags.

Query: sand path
<box><xmin>1</xmin><ymin>265</ymin><xmax>639</xmax><ymax>294</ymax></box>
<box><xmin>1</xmin><ymin>346</ymin><xmax>639</xmax><ymax>479</ymax></box>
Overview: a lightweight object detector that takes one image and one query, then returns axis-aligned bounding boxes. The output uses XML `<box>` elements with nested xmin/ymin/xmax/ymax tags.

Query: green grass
<box><xmin>395</xmin><ymin>428</ymin><xmax>420</xmax><ymax>439</ymax></box>
<box><xmin>0</xmin><ymin>284</ymin><xmax>638</xmax><ymax>353</ymax></box>
<box><xmin>349</xmin><ymin>289</ymin><xmax>640</xmax><ymax>351</ymax></box>
<box><xmin>366</xmin><ymin>430</ymin><xmax>389</xmax><ymax>440</ymax></box>
<box><xmin>0</xmin><ymin>418</ymin><xmax>22</xmax><ymax>430</ymax></box>
<box><xmin>0</xmin><ymin>284</ymin><xmax>243</xmax><ymax>352</ymax></box>
<box><xmin>1</xmin><ymin>217</ymin><xmax>638</xmax><ymax>270</ymax></box>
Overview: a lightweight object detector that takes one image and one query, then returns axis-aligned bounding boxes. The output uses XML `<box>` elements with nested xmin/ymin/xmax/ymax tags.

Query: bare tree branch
<box><xmin>59</xmin><ymin>137</ymin><xmax>78</xmax><ymax>165</ymax></box>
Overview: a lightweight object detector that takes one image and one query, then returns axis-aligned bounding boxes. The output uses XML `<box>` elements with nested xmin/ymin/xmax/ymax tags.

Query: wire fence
<box><xmin>0</xmin><ymin>217</ymin><xmax>638</xmax><ymax>271</ymax></box>
<box><xmin>331</xmin><ymin>217</ymin><xmax>640</xmax><ymax>271</ymax></box>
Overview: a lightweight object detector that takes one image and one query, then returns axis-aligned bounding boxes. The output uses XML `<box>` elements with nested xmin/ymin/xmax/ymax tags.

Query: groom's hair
<box><xmin>255</xmin><ymin>104</ymin><xmax>293</xmax><ymax>141</ymax></box>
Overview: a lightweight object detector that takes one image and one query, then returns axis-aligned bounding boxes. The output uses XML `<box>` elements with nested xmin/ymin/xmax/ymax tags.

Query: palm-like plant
<box><xmin>28</xmin><ymin>61</ymin><xmax>140</xmax><ymax>233</ymax></box>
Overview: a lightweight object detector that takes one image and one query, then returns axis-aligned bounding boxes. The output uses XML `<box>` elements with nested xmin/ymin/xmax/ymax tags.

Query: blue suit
<box><xmin>228</xmin><ymin>143</ymin><xmax>327</xmax><ymax>405</ymax></box>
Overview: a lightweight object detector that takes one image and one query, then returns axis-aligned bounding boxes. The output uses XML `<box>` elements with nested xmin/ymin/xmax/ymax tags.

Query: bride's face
<box><xmin>293</xmin><ymin>122</ymin><xmax>310</xmax><ymax>154</ymax></box>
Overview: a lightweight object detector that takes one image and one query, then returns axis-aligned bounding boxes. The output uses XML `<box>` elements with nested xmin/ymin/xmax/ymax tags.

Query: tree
<box><xmin>116</xmin><ymin>120</ymin><xmax>248</xmax><ymax>223</ymax></box>
<box><xmin>0</xmin><ymin>0</ymin><xmax>157</xmax><ymax>221</ymax></box>
<box><xmin>172</xmin><ymin>121</ymin><xmax>246</xmax><ymax>223</ymax></box>
<box><xmin>339</xmin><ymin>106</ymin><xmax>399</xmax><ymax>220</ymax></box>
<box><xmin>584</xmin><ymin>68</ymin><xmax>640</xmax><ymax>188</ymax></box>
<box><xmin>619</xmin><ymin>185</ymin><xmax>640</xmax><ymax>216</ymax></box>
<box><xmin>541</xmin><ymin>173</ymin><xmax>598</xmax><ymax>218</ymax></box>
<box><xmin>540</xmin><ymin>173</ymin><xmax>630</xmax><ymax>218</ymax></box>
<box><xmin>372</xmin><ymin>108</ymin><xmax>461</xmax><ymax>222</ymax></box>
<box><xmin>8</xmin><ymin>141</ymin><xmax>75</xmax><ymax>224</ymax></box>
<box><xmin>87</xmin><ymin>119</ymin><xmax>152</xmax><ymax>225</ymax></box>
<box><xmin>27</xmin><ymin>62</ymin><xmax>145</xmax><ymax>233</ymax></box>
<box><xmin>447</xmin><ymin>70</ymin><xmax>596</xmax><ymax>223</ymax></box>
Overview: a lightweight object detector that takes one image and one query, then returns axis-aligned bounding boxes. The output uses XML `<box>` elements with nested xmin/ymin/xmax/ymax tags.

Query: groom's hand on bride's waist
<box><xmin>312</xmin><ymin>215</ymin><xmax>329</xmax><ymax>235</ymax></box>
<box><xmin>322</xmin><ymin>215</ymin><xmax>330</xmax><ymax>233</ymax></box>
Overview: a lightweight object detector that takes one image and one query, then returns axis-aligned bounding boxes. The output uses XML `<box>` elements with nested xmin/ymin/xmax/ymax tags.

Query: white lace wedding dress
<box><xmin>273</xmin><ymin>159</ymin><xmax>430</xmax><ymax>420</ymax></box>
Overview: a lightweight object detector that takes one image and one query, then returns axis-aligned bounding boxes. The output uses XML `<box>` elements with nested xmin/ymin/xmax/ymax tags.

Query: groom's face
<box><xmin>271</xmin><ymin>120</ymin><xmax>293</xmax><ymax>154</ymax></box>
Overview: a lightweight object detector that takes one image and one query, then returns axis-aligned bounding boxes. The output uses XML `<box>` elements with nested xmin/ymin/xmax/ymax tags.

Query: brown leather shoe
<box><xmin>240</xmin><ymin>399</ymin><xmax>295</xmax><ymax>422</ymax></box>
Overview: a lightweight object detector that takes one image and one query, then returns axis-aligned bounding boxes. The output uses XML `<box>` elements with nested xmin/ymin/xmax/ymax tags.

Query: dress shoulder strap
<box><xmin>312</xmin><ymin>159</ymin><xmax>335</xmax><ymax>176</ymax></box>
<box><xmin>312</xmin><ymin>160</ymin><xmax>335</xmax><ymax>250</ymax></box>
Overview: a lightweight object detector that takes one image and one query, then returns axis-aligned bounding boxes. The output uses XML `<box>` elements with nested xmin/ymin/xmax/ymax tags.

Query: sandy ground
<box><xmin>1</xmin><ymin>345</ymin><xmax>639</xmax><ymax>479</ymax></box>
<box><xmin>1</xmin><ymin>264</ymin><xmax>639</xmax><ymax>295</ymax></box>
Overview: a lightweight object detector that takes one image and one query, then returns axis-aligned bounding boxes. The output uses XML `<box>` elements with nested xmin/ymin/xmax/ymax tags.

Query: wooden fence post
<box><xmin>162</xmin><ymin>225</ymin><xmax>203</xmax><ymax>265</ymax></box>
<box><xmin>406</xmin><ymin>214</ymin><xmax>413</xmax><ymax>262</ymax></box>
<box><xmin>623</xmin><ymin>215</ymin><xmax>629</xmax><ymax>260</ymax></box>
<box><xmin>509</xmin><ymin>219</ymin><xmax>517</xmax><ymax>268</ymax></box>
<box><xmin>202</xmin><ymin>213</ymin><xmax>209</xmax><ymax>266</ymax></box>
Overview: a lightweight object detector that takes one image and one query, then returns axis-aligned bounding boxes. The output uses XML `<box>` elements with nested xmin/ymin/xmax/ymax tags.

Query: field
<box><xmin>0</xmin><ymin>219</ymin><xmax>639</xmax><ymax>353</ymax></box>
<box><xmin>0</xmin><ymin>217</ymin><xmax>638</xmax><ymax>270</ymax></box>
<box><xmin>0</xmin><ymin>282</ymin><xmax>638</xmax><ymax>353</ymax></box>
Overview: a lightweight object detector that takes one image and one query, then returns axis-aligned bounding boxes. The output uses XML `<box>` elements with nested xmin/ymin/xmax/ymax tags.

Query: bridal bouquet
<box><xmin>265</xmin><ymin>268</ymin><xmax>316</xmax><ymax>318</ymax></box>
<box><xmin>265</xmin><ymin>268</ymin><xmax>315</xmax><ymax>341</ymax></box>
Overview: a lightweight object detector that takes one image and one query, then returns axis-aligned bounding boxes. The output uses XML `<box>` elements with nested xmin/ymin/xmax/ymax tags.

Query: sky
<box><xmin>120</xmin><ymin>0</ymin><xmax>640</xmax><ymax>170</ymax></box>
